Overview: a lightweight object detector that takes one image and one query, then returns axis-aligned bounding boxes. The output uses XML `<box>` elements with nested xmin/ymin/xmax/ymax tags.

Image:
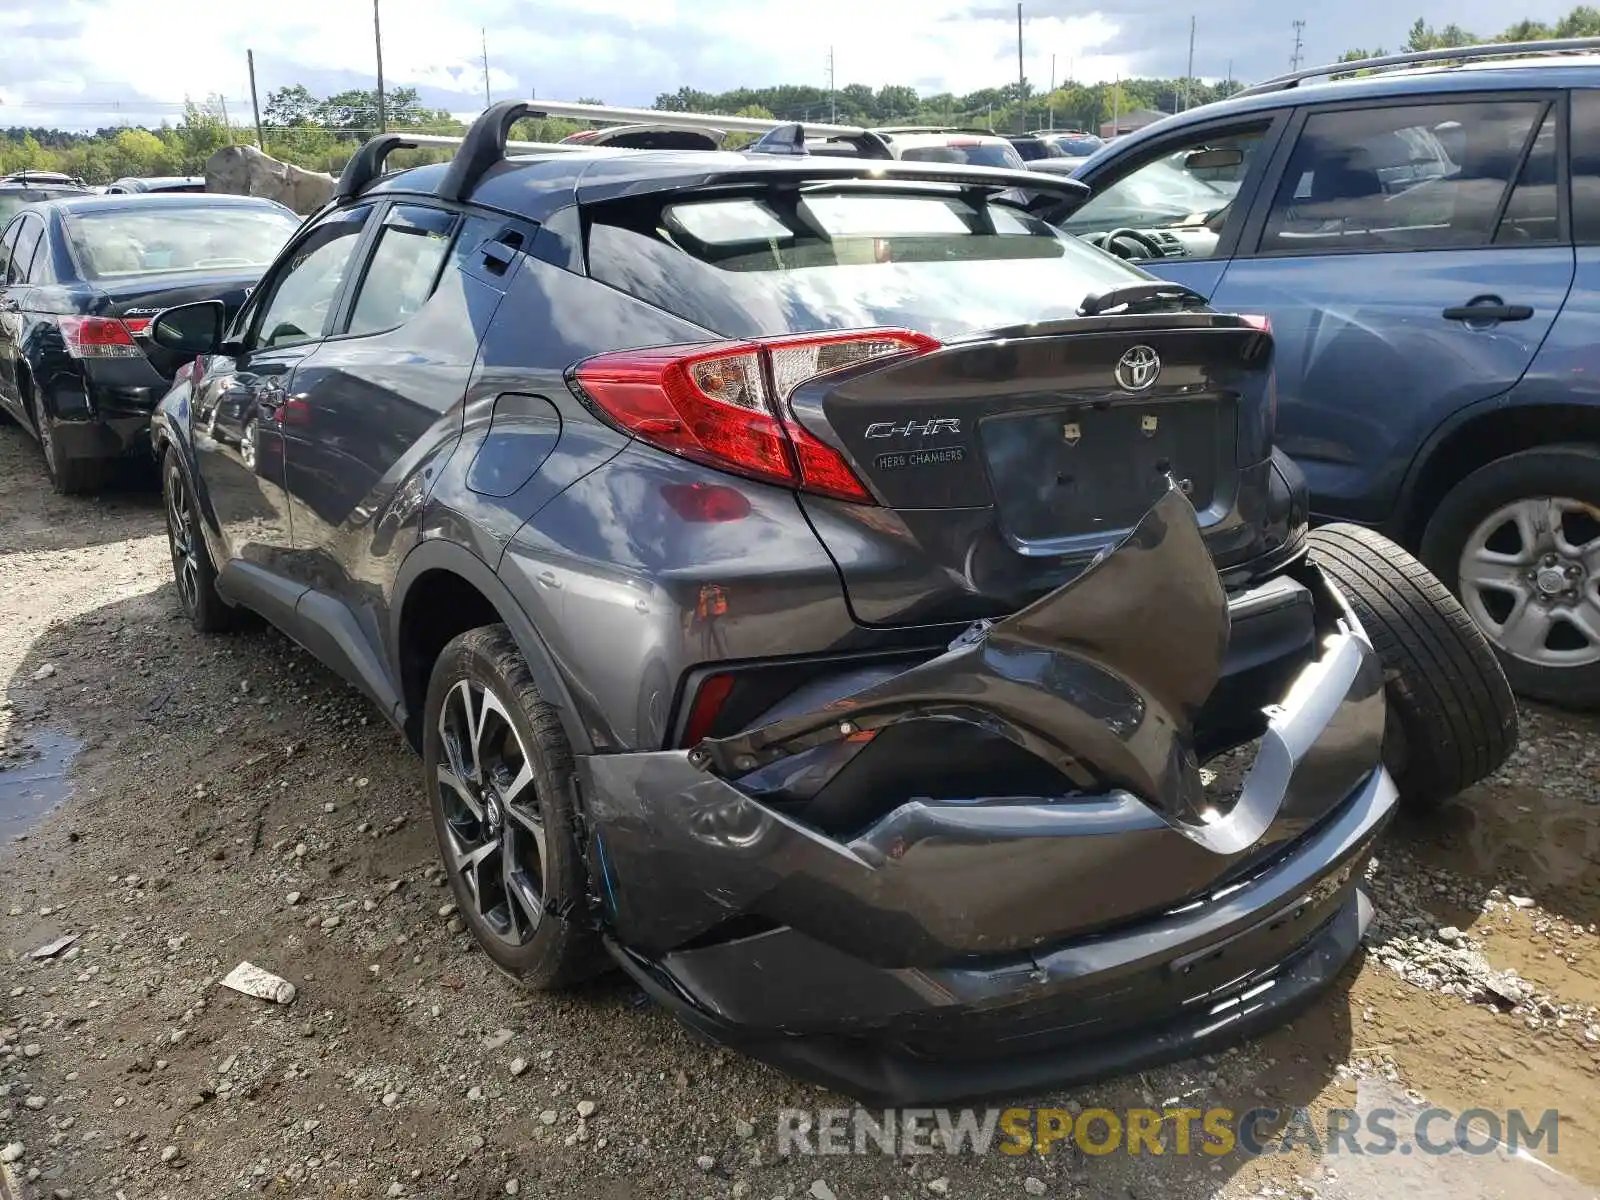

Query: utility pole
<box><xmin>247</xmin><ymin>50</ymin><xmax>265</xmax><ymax>149</ymax></box>
<box><xmin>373</xmin><ymin>0</ymin><xmax>387</xmax><ymax>133</ymax></box>
<box><xmin>827</xmin><ymin>46</ymin><xmax>836</xmax><ymax>123</ymax></box>
<box><xmin>1183</xmin><ymin>15</ymin><xmax>1196</xmax><ymax>111</ymax></box>
<box><xmin>481</xmin><ymin>29</ymin><xmax>491</xmax><ymax>107</ymax></box>
<box><xmin>1112</xmin><ymin>72</ymin><xmax>1120</xmax><ymax>137</ymax></box>
<box><xmin>1016</xmin><ymin>2</ymin><xmax>1026</xmax><ymax>132</ymax></box>
<box><xmin>1291</xmin><ymin>19</ymin><xmax>1306</xmax><ymax>71</ymax></box>
<box><xmin>1048</xmin><ymin>53</ymin><xmax>1056</xmax><ymax>130</ymax></box>
<box><xmin>219</xmin><ymin>94</ymin><xmax>234</xmax><ymax>144</ymax></box>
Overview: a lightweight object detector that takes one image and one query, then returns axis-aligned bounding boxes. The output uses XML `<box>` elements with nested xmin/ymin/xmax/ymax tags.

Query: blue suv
<box><xmin>1064</xmin><ymin>40</ymin><xmax>1600</xmax><ymax>706</ymax></box>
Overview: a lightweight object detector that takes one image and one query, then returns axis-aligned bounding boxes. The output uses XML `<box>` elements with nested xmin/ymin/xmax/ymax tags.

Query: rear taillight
<box><xmin>58</xmin><ymin>315</ymin><xmax>149</xmax><ymax>359</ymax></box>
<box><xmin>1239</xmin><ymin>313</ymin><xmax>1271</xmax><ymax>333</ymax></box>
<box><xmin>572</xmin><ymin>329</ymin><xmax>939</xmax><ymax>504</ymax></box>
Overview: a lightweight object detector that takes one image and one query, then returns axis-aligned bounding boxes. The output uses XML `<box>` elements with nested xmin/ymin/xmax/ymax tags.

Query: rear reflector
<box><xmin>572</xmin><ymin>329</ymin><xmax>939</xmax><ymax>504</ymax></box>
<box><xmin>682</xmin><ymin>673</ymin><xmax>736</xmax><ymax>746</ymax></box>
<box><xmin>58</xmin><ymin>315</ymin><xmax>147</xmax><ymax>359</ymax></box>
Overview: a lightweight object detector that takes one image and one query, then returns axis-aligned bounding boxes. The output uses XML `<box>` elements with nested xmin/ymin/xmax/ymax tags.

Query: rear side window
<box><xmin>1572</xmin><ymin>90</ymin><xmax>1600</xmax><ymax>244</ymax></box>
<box><xmin>345</xmin><ymin>204</ymin><xmax>457</xmax><ymax>336</ymax></box>
<box><xmin>587</xmin><ymin>188</ymin><xmax>1141</xmax><ymax>339</ymax></box>
<box><xmin>0</xmin><ymin>221</ymin><xmax>18</xmax><ymax>280</ymax></box>
<box><xmin>1260</xmin><ymin>100</ymin><xmax>1555</xmax><ymax>253</ymax></box>
<box><xmin>8</xmin><ymin>218</ymin><xmax>43</xmax><ymax>285</ymax></box>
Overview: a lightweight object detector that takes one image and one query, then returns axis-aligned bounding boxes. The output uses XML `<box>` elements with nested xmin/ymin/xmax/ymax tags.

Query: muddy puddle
<box><xmin>0</xmin><ymin>728</ymin><xmax>81</xmax><ymax>843</ymax></box>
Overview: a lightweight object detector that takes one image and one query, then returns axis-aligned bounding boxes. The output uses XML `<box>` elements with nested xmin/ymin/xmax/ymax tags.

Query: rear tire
<box><xmin>31</xmin><ymin>395</ymin><xmax>102</xmax><ymax>495</ymax></box>
<box><xmin>162</xmin><ymin>449</ymin><xmax>238</xmax><ymax>633</ymax></box>
<box><xmin>1308</xmin><ymin>523</ymin><xmax>1518</xmax><ymax>810</ymax></box>
<box><xmin>423</xmin><ymin>625</ymin><xmax>602</xmax><ymax>989</ymax></box>
<box><xmin>1419</xmin><ymin>445</ymin><xmax>1600</xmax><ymax>708</ymax></box>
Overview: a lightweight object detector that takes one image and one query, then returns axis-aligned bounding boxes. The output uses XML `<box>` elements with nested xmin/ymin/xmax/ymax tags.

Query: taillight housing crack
<box><xmin>571</xmin><ymin>328</ymin><xmax>939</xmax><ymax>505</ymax></box>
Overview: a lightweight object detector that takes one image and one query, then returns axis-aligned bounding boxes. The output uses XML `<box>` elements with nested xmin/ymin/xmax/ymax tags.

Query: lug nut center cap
<box><xmin>1536</xmin><ymin>566</ymin><xmax>1568</xmax><ymax>596</ymax></box>
<box><xmin>484</xmin><ymin>792</ymin><xmax>504</xmax><ymax>834</ymax></box>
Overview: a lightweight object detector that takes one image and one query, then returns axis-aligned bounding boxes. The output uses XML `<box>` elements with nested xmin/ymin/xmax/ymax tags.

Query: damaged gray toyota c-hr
<box><xmin>146</xmin><ymin>100</ymin><xmax>1519</xmax><ymax>1106</ymax></box>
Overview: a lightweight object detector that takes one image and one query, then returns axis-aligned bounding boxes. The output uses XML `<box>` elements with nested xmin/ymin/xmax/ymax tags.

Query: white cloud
<box><xmin>0</xmin><ymin>0</ymin><xmax>1585</xmax><ymax>131</ymax></box>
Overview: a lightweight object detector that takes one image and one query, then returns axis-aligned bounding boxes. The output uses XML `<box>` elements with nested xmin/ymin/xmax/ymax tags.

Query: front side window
<box><xmin>345</xmin><ymin>205</ymin><xmax>457</xmax><ymax>336</ymax></box>
<box><xmin>1061</xmin><ymin>126</ymin><xmax>1268</xmax><ymax>258</ymax></box>
<box><xmin>1260</xmin><ymin>100</ymin><xmax>1554</xmax><ymax>253</ymax></box>
<box><xmin>252</xmin><ymin>206</ymin><xmax>373</xmax><ymax>350</ymax></box>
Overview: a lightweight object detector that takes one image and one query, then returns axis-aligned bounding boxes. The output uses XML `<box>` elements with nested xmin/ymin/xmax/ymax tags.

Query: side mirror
<box><xmin>1184</xmin><ymin>147</ymin><xmax>1245</xmax><ymax>172</ymax></box>
<box><xmin>148</xmin><ymin>300</ymin><xmax>226</xmax><ymax>357</ymax></box>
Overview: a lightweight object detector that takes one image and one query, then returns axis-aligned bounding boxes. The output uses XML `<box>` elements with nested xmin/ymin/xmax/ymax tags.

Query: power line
<box><xmin>1291</xmin><ymin>19</ymin><xmax>1307</xmax><ymax>71</ymax></box>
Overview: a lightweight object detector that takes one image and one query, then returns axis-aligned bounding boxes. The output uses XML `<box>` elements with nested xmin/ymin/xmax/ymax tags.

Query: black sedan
<box><xmin>0</xmin><ymin>192</ymin><xmax>300</xmax><ymax>492</ymax></box>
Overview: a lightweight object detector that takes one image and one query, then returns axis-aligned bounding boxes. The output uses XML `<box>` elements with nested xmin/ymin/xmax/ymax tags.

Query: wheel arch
<box><xmin>1396</xmin><ymin>398</ymin><xmax>1600</xmax><ymax>546</ymax></box>
<box><xmin>390</xmin><ymin>538</ymin><xmax>592</xmax><ymax>756</ymax></box>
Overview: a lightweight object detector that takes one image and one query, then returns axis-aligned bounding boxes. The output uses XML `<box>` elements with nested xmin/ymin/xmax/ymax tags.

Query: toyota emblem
<box><xmin>1115</xmin><ymin>345</ymin><xmax>1161</xmax><ymax>392</ymax></box>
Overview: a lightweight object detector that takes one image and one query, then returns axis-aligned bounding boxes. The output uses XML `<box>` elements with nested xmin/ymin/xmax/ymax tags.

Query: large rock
<box><xmin>205</xmin><ymin>145</ymin><xmax>335</xmax><ymax>214</ymax></box>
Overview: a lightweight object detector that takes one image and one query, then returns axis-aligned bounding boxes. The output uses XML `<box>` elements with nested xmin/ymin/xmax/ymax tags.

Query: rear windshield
<box><xmin>899</xmin><ymin>142</ymin><xmax>1028</xmax><ymax>170</ymax></box>
<box><xmin>0</xmin><ymin>189</ymin><xmax>80</xmax><ymax>223</ymax></box>
<box><xmin>1052</xmin><ymin>136</ymin><xmax>1103</xmax><ymax>156</ymax></box>
<box><xmin>64</xmin><ymin>205</ymin><xmax>298</xmax><ymax>279</ymax></box>
<box><xmin>588</xmin><ymin>187</ymin><xmax>1143</xmax><ymax>339</ymax></box>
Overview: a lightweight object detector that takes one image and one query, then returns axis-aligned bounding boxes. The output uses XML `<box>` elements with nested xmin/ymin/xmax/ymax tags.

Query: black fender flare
<box><xmin>1391</xmin><ymin>390</ymin><xmax>1600</xmax><ymax>542</ymax></box>
<box><xmin>389</xmin><ymin>537</ymin><xmax>593</xmax><ymax>755</ymax></box>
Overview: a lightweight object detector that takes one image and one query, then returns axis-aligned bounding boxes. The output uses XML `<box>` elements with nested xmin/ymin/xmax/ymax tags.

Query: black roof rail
<box><xmin>336</xmin><ymin>132</ymin><xmax>434</xmax><ymax>201</ymax></box>
<box><xmin>438</xmin><ymin>100</ymin><xmax>544</xmax><ymax>203</ymax></box>
<box><xmin>1236</xmin><ymin>36</ymin><xmax>1600</xmax><ymax>97</ymax></box>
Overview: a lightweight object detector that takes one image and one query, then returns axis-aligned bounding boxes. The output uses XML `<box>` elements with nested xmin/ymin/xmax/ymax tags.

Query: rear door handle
<box><xmin>1442</xmin><ymin>301</ymin><xmax>1533</xmax><ymax>323</ymax></box>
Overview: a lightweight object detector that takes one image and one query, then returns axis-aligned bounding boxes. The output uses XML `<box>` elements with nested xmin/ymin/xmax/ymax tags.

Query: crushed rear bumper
<box><xmin>577</xmin><ymin>484</ymin><xmax>1397</xmax><ymax>1103</ymax></box>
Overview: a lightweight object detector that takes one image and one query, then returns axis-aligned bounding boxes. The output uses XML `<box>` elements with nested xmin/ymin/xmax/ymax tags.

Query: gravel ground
<box><xmin>1</xmin><ymin>423</ymin><xmax>1597</xmax><ymax>1200</ymax></box>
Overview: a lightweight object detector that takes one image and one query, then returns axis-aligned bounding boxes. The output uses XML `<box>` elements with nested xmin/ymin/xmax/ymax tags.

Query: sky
<box><xmin>0</xmin><ymin>0</ymin><xmax>1585</xmax><ymax>132</ymax></box>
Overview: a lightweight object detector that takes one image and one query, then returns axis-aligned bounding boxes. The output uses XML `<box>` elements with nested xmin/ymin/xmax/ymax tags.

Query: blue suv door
<box><xmin>1191</xmin><ymin>93</ymin><xmax>1572</xmax><ymax>524</ymax></box>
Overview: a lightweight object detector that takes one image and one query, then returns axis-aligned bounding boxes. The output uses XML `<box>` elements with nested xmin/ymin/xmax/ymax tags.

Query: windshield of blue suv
<box><xmin>1060</xmin><ymin>154</ymin><xmax>1234</xmax><ymax>235</ymax></box>
<box><xmin>587</xmin><ymin>187</ymin><xmax>1144</xmax><ymax>340</ymax></box>
<box><xmin>65</xmin><ymin>204</ymin><xmax>300</xmax><ymax>279</ymax></box>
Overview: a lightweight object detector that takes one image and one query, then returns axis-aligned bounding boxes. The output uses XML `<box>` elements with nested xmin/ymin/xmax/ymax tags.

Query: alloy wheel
<box><xmin>240</xmin><ymin>420</ymin><xmax>258</xmax><ymax>472</ymax></box>
<box><xmin>165</xmin><ymin>467</ymin><xmax>202</xmax><ymax>616</ymax></box>
<box><xmin>435</xmin><ymin>678</ymin><xmax>547</xmax><ymax>947</ymax></box>
<box><xmin>1457</xmin><ymin>495</ymin><xmax>1600</xmax><ymax>668</ymax></box>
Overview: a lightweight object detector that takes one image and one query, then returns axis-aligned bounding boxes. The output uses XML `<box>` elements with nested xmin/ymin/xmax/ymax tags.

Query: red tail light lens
<box><xmin>58</xmin><ymin>315</ymin><xmax>147</xmax><ymax>359</ymax></box>
<box><xmin>1239</xmin><ymin>313</ymin><xmax>1272</xmax><ymax>334</ymax></box>
<box><xmin>572</xmin><ymin>329</ymin><xmax>940</xmax><ymax>505</ymax></box>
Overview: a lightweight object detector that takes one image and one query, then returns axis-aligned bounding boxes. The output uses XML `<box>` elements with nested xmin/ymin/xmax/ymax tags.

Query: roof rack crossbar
<box><xmin>517</xmin><ymin>98</ymin><xmax>868</xmax><ymax>138</ymax></box>
<box><xmin>338</xmin><ymin>129</ymin><xmax>585</xmax><ymax>201</ymax></box>
<box><xmin>1236</xmin><ymin>35</ymin><xmax>1600</xmax><ymax>97</ymax></box>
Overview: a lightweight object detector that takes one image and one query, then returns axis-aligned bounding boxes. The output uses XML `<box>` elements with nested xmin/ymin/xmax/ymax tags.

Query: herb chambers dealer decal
<box><xmin>865</xmin><ymin>417</ymin><xmax>966</xmax><ymax>471</ymax></box>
